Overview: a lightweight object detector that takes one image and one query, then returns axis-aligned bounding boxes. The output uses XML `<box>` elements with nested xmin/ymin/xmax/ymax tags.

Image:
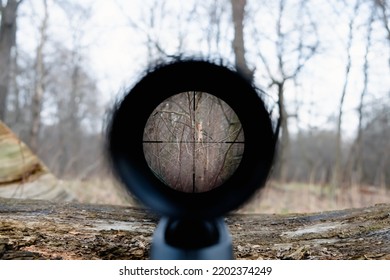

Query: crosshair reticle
<box><xmin>143</xmin><ymin>91</ymin><xmax>245</xmax><ymax>193</ymax></box>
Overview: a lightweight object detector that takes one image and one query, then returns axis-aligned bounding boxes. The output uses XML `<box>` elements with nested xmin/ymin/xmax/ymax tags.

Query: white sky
<box><xmin>16</xmin><ymin>0</ymin><xmax>390</xmax><ymax>139</ymax></box>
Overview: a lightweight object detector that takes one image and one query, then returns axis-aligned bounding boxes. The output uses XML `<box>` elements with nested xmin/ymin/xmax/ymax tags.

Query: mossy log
<box><xmin>0</xmin><ymin>197</ymin><xmax>389</xmax><ymax>260</ymax></box>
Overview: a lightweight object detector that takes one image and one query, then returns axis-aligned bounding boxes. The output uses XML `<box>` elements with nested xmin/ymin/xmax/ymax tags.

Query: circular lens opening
<box><xmin>143</xmin><ymin>91</ymin><xmax>244</xmax><ymax>193</ymax></box>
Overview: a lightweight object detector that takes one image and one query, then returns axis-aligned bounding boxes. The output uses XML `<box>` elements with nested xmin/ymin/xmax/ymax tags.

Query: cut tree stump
<box><xmin>0</xmin><ymin>121</ymin><xmax>74</xmax><ymax>202</ymax></box>
<box><xmin>0</xmin><ymin>197</ymin><xmax>389</xmax><ymax>260</ymax></box>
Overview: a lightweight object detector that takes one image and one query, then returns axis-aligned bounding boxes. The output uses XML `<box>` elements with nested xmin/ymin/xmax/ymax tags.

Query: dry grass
<box><xmin>64</xmin><ymin>175</ymin><xmax>135</xmax><ymax>206</ymax></box>
<box><xmin>240</xmin><ymin>181</ymin><xmax>390</xmax><ymax>214</ymax></box>
<box><xmin>63</xmin><ymin>177</ymin><xmax>390</xmax><ymax>214</ymax></box>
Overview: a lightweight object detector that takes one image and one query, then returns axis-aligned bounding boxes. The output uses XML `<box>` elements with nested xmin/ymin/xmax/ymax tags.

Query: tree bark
<box><xmin>0</xmin><ymin>197</ymin><xmax>389</xmax><ymax>260</ymax></box>
<box><xmin>231</xmin><ymin>0</ymin><xmax>253</xmax><ymax>81</ymax></box>
<box><xmin>0</xmin><ymin>0</ymin><xmax>20</xmax><ymax>121</ymax></box>
<box><xmin>276</xmin><ymin>81</ymin><xmax>289</xmax><ymax>182</ymax></box>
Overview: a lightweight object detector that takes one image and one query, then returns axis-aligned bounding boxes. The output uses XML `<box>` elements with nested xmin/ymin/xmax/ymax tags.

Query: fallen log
<box><xmin>0</xmin><ymin>197</ymin><xmax>389</xmax><ymax>260</ymax></box>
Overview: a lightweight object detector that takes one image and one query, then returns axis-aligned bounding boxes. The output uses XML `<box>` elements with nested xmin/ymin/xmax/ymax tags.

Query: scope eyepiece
<box><xmin>108</xmin><ymin>59</ymin><xmax>275</xmax><ymax>219</ymax></box>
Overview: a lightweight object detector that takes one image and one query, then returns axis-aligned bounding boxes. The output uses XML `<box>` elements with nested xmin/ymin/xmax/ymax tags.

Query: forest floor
<box><xmin>64</xmin><ymin>177</ymin><xmax>390</xmax><ymax>214</ymax></box>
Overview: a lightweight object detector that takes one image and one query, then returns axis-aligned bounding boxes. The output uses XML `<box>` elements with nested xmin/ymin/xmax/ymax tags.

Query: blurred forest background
<box><xmin>0</xmin><ymin>0</ymin><xmax>389</xmax><ymax>213</ymax></box>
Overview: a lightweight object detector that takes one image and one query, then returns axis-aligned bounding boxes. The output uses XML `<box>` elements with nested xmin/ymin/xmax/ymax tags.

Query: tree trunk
<box><xmin>230</xmin><ymin>0</ymin><xmax>253</xmax><ymax>80</ymax></box>
<box><xmin>354</xmin><ymin>9</ymin><xmax>374</xmax><ymax>186</ymax></box>
<box><xmin>0</xmin><ymin>0</ymin><xmax>19</xmax><ymax>121</ymax></box>
<box><xmin>30</xmin><ymin>0</ymin><xmax>48</xmax><ymax>152</ymax></box>
<box><xmin>276</xmin><ymin>81</ymin><xmax>289</xmax><ymax>182</ymax></box>
<box><xmin>0</xmin><ymin>197</ymin><xmax>389</xmax><ymax>260</ymax></box>
<box><xmin>332</xmin><ymin>1</ymin><xmax>359</xmax><ymax>194</ymax></box>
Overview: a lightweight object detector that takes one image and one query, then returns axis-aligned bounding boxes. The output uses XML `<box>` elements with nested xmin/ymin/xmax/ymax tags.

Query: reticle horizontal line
<box><xmin>143</xmin><ymin>140</ymin><xmax>245</xmax><ymax>144</ymax></box>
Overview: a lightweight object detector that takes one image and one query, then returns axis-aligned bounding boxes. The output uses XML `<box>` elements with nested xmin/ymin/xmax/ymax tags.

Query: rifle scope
<box><xmin>108</xmin><ymin>59</ymin><xmax>275</xmax><ymax>259</ymax></box>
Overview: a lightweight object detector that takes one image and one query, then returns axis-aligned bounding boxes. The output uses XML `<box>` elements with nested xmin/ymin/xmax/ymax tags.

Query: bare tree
<box><xmin>0</xmin><ymin>0</ymin><xmax>23</xmax><ymax>121</ymax></box>
<box><xmin>30</xmin><ymin>0</ymin><xmax>48</xmax><ymax>152</ymax></box>
<box><xmin>374</xmin><ymin>0</ymin><xmax>390</xmax><ymax>66</ymax></box>
<box><xmin>249</xmin><ymin>0</ymin><xmax>319</xmax><ymax>182</ymax></box>
<box><xmin>38</xmin><ymin>41</ymin><xmax>102</xmax><ymax>178</ymax></box>
<box><xmin>121</xmin><ymin>0</ymin><xmax>171</xmax><ymax>63</ymax></box>
<box><xmin>42</xmin><ymin>2</ymin><xmax>102</xmax><ymax>177</ymax></box>
<box><xmin>358</xmin><ymin>105</ymin><xmax>390</xmax><ymax>187</ymax></box>
<box><xmin>347</xmin><ymin>4</ymin><xmax>375</xmax><ymax>186</ymax></box>
<box><xmin>332</xmin><ymin>0</ymin><xmax>361</xmax><ymax>193</ymax></box>
<box><xmin>204</xmin><ymin>0</ymin><xmax>227</xmax><ymax>56</ymax></box>
<box><xmin>289</xmin><ymin>130</ymin><xmax>336</xmax><ymax>184</ymax></box>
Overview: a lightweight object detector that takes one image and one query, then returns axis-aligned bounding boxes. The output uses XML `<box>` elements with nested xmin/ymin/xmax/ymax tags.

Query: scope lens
<box><xmin>143</xmin><ymin>91</ymin><xmax>244</xmax><ymax>193</ymax></box>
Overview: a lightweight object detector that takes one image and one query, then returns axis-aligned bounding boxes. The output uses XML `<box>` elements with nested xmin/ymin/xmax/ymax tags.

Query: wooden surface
<box><xmin>0</xmin><ymin>197</ymin><xmax>389</xmax><ymax>260</ymax></box>
<box><xmin>0</xmin><ymin>121</ymin><xmax>48</xmax><ymax>184</ymax></box>
<box><xmin>0</xmin><ymin>120</ymin><xmax>74</xmax><ymax>201</ymax></box>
